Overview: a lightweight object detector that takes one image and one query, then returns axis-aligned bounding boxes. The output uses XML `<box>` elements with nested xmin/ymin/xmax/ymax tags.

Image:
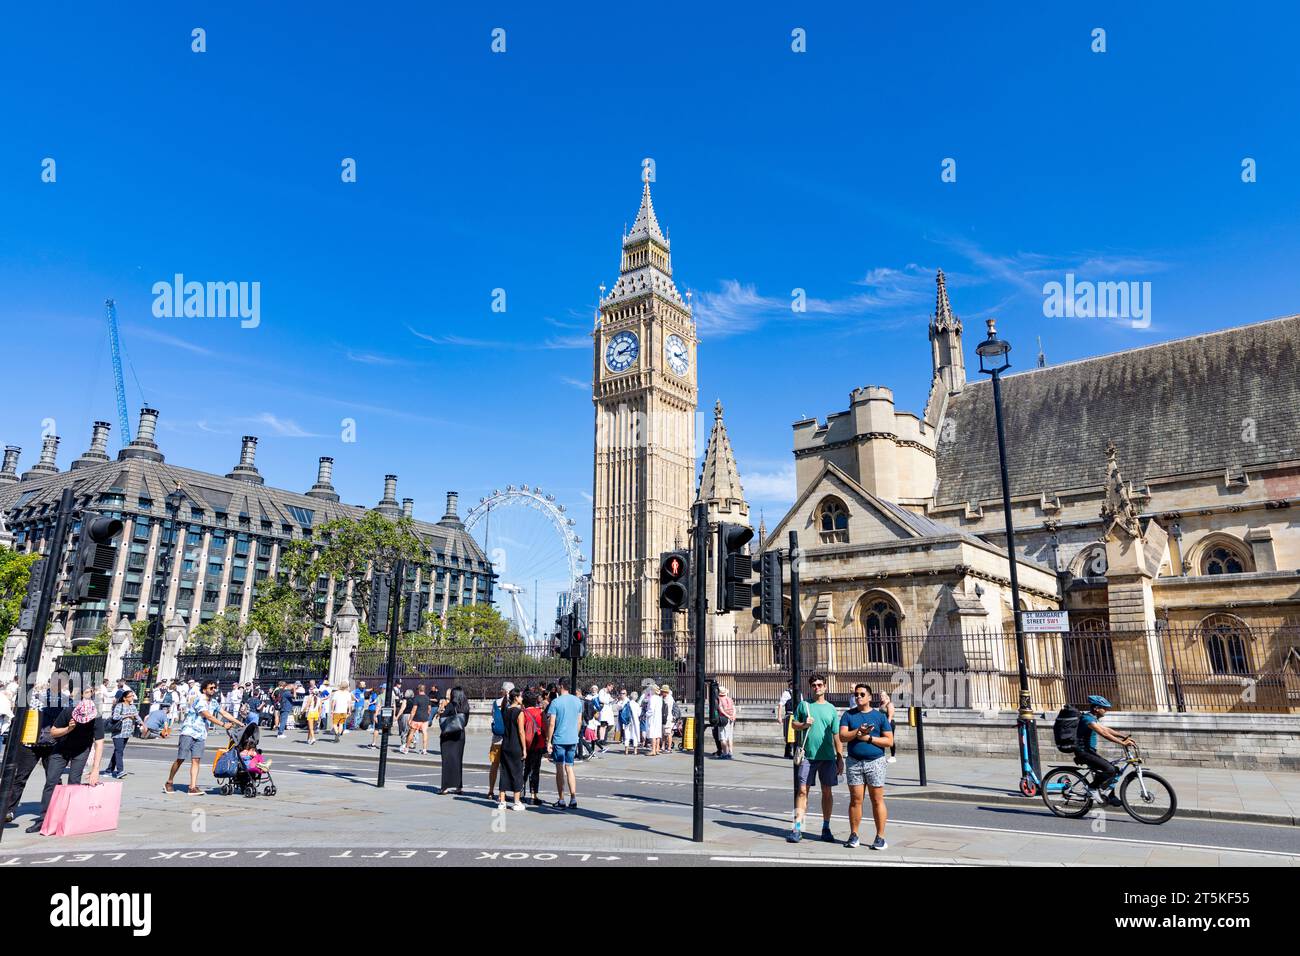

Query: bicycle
<box><xmin>1041</xmin><ymin>742</ymin><xmax>1177</xmax><ymax>825</ymax></box>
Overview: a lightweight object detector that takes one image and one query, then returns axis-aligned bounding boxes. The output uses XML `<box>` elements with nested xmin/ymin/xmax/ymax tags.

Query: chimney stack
<box><xmin>227</xmin><ymin>436</ymin><xmax>264</xmax><ymax>484</ymax></box>
<box><xmin>0</xmin><ymin>446</ymin><xmax>20</xmax><ymax>484</ymax></box>
<box><xmin>375</xmin><ymin>474</ymin><xmax>401</xmax><ymax>516</ymax></box>
<box><xmin>22</xmin><ymin>435</ymin><xmax>60</xmax><ymax>479</ymax></box>
<box><xmin>119</xmin><ymin>406</ymin><xmax>165</xmax><ymax>462</ymax></box>
<box><xmin>401</xmin><ymin>498</ymin><xmax>414</xmax><ymax>518</ymax></box>
<box><xmin>306</xmin><ymin>456</ymin><xmax>340</xmax><ymax>501</ymax></box>
<box><xmin>136</xmin><ymin>407</ymin><xmax>159</xmax><ymax>444</ymax></box>
<box><xmin>72</xmin><ymin>421</ymin><xmax>112</xmax><ymax>470</ymax></box>
<box><xmin>437</xmin><ymin>490</ymin><xmax>464</xmax><ymax>528</ymax></box>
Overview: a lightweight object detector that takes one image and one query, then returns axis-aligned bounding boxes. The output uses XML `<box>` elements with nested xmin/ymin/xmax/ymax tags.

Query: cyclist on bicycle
<box><xmin>1076</xmin><ymin>694</ymin><xmax>1133</xmax><ymax>804</ymax></box>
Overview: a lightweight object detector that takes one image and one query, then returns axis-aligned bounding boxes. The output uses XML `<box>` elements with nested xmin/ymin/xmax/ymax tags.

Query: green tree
<box><xmin>249</xmin><ymin>582</ymin><xmax>313</xmax><ymax>651</ymax></box>
<box><xmin>190</xmin><ymin>607</ymin><xmax>244</xmax><ymax>652</ymax></box>
<box><xmin>436</xmin><ymin>603</ymin><xmax>522</xmax><ymax>648</ymax></box>
<box><xmin>0</xmin><ymin>548</ymin><xmax>40</xmax><ymax>635</ymax></box>
<box><xmin>277</xmin><ymin>511</ymin><xmax>424</xmax><ymax>633</ymax></box>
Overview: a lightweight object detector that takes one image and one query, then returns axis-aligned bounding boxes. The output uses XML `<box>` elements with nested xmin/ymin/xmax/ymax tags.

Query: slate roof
<box><xmin>934</xmin><ymin>314</ymin><xmax>1300</xmax><ymax>506</ymax></box>
<box><xmin>0</xmin><ymin>452</ymin><xmax>489</xmax><ymax>565</ymax></box>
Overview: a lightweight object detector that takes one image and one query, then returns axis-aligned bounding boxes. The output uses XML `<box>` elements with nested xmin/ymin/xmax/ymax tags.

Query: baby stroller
<box><xmin>214</xmin><ymin>722</ymin><xmax>277</xmax><ymax>797</ymax></box>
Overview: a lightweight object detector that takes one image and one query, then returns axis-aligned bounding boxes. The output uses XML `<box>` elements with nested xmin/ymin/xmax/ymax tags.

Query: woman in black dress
<box><xmin>497</xmin><ymin>687</ymin><xmax>526</xmax><ymax>812</ymax></box>
<box><xmin>438</xmin><ymin>686</ymin><xmax>470</xmax><ymax>794</ymax></box>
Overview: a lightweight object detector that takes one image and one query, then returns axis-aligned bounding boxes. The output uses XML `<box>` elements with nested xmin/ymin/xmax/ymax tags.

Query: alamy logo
<box><xmin>152</xmin><ymin>274</ymin><xmax>261</xmax><ymax>328</ymax></box>
<box><xmin>49</xmin><ymin>886</ymin><xmax>152</xmax><ymax>936</ymax></box>
<box><xmin>1042</xmin><ymin>273</ymin><xmax>1150</xmax><ymax>329</ymax></box>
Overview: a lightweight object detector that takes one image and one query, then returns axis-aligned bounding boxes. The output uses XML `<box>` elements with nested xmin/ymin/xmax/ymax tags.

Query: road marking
<box><xmin>709</xmin><ymin>855</ymin><xmax>954</xmax><ymax>867</ymax></box>
<box><xmin>886</xmin><ymin>817</ymin><xmax>1300</xmax><ymax>859</ymax></box>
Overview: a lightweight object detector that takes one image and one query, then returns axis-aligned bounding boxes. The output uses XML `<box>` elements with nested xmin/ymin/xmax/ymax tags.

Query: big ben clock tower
<box><xmin>590</xmin><ymin>176</ymin><xmax>697</xmax><ymax>655</ymax></box>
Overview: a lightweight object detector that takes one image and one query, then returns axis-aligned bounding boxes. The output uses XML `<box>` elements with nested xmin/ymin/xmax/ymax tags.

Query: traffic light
<box><xmin>658</xmin><ymin>550</ymin><xmax>690</xmax><ymax>611</ymax></box>
<box><xmin>404</xmin><ymin>590</ymin><xmax>425</xmax><ymax>632</ymax></box>
<box><xmin>69</xmin><ymin>512</ymin><xmax>123</xmax><ymax>603</ymax></box>
<box><xmin>570</xmin><ymin>616</ymin><xmax>587</xmax><ymax>660</ymax></box>
<box><xmin>368</xmin><ymin>572</ymin><xmax>392</xmax><ymax>630</ymax></box>
<box><xmin>716</xmin><ymin>522</ymin><xmax>754</xmax><ymax>612</ymax></box>
<box><xmin>707</xmin><ymin>678</ymin><xmax>721</xmax><ymax>726</ymax></box>
<box><xmin>751</xmin><ymin>550</ymin><xmax>784</xmax><ymax>624</ymax></box>
<box><xmin>19</xmin><ymin>557</ymin><xmax>46</xmax><ymax>630</ymax></box>
<box><xmin>557</xmin><ymin>608</ymin><xmax>587</xmax><ymax>660</ymax></box>
<box><xmin>556</xmin><ymin>608</ymin><xmax>573</xmax><ymax>657</ymax></box>
<box><xmin>142</xmin><ymin>617</ymin><xmax>164</xmax><ymax>667</ymax></box>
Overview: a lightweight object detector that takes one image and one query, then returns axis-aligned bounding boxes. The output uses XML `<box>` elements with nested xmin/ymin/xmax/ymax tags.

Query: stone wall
<box><xmin>726</xmin><ymin>705</ymin><xmax>1300</xmax><ymax>770</ymax></box>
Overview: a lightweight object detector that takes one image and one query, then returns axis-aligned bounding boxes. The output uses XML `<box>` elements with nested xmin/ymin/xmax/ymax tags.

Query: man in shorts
<box><xmin>545</xmin><ymin>679</ymin><xmax>583</xmax><ymax>809</ymax></box>
<box><xmin>400</xmin><ymin>683</ymin><xmax>434</xmax><ymax>755</ymax></box>
<box><xmin>787</xmin><ymin>672</ymin><xmax>844</xmax><ymax>843</ymax></box>
<box><xmin>164</xmin><ymin>679</ymin><xmax>238</xmax><ymax>795</ymax></box>
<box><xmin>838</xmin><ymin>683</ymin><xmax>893</xmax><ymax>850</ymax></box>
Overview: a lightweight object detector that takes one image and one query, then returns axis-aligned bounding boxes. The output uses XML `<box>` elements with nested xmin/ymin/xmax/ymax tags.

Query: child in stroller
<box><xmin>214</xmin><ymin>722</ymin><xmax>277</xmax><ymax>797</ymax></box>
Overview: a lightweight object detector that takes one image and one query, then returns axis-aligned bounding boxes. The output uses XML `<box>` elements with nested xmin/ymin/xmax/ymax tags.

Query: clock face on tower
<box><xmin>604</xmin><ymin>330</ymin><xmax>639</xmax><ymax>373</ymax></box>
<box><xmin>665</xmin><ymin>333</ymin><xmax>689</xmax><ymax>377</ymax></box>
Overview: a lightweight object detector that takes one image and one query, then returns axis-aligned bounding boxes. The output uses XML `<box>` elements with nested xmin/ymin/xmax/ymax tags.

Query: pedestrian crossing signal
<box><xmin>69</xmin><ymin>512</ymin><xmax>123</xmax><ymax>603</ymax></box>
<box><xmin>659</xmin><ymin>550</ymin><xmax>690</xmax><ymax>611</ymax></box>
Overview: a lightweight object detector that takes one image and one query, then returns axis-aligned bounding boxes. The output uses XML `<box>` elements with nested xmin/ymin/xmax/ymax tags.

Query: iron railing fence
<box><xmin>352</xmin><ymin>647</ymin><xmax>688</xmax><ymax>702</ymax></box>
<box><xmin>720</xmin><ymin>624</ymin><xmax>1300</xmax><ymax>713</ymax></box>
<box><xmin>64</xmin><ymin>623</ymin><xmax>1298</xmax><ymax>712</ymax></box>
<box><xmin>174</xmin><ymin>652</ymin><xmax>242</xmax><ymax>691</ymax></box>
<box><xmin>255</xmin><ymin>649</ymin><xmax>331</xmax><ymax>686</ymax></box>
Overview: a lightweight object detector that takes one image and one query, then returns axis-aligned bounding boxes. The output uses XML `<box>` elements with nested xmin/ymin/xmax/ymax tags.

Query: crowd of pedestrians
<box><xmin>3</xmin><ymin>666</ymin><xmax>898</xmax><ymax>851</ymax></box>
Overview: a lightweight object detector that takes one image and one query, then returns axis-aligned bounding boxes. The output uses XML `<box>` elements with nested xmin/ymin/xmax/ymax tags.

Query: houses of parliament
<box><xmin>587</xmin><ymin>177</ymin><xmax>1300</xmax><ymax>711</ymax></box>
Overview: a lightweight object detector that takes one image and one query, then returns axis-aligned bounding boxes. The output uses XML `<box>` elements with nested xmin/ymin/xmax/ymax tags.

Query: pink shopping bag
<box><xmin>40</xmin><ymin>782</ymin><xmax>121</xmax><ymax>837</ymax></box>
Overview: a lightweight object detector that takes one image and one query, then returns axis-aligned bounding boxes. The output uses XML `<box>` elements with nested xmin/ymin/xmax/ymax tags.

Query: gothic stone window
<box><xmin>860</xmin><ymin>593</ymin><xmax>902</xmax><ymax>665</ymax></box>
<box><xmin>817</xmin><ymin>497</ymin><xmax>849</xmax><ymax>544</ymax></box>
<box><xmin>1199</xmin><ymin>614</ymin><xmax>1253</xmax><ymax>676</ymax></box>
<box><xmin>1202</xmin><ymin>543</ymin><xmax>1248</xmax><ymax>576</ymax></box>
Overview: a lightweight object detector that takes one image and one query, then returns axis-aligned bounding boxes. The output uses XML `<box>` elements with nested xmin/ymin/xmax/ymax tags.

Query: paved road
<box><xmin>3</xmin><ymin>744</ymin><xmax>1296</xmax><ymax>866</ymax></box>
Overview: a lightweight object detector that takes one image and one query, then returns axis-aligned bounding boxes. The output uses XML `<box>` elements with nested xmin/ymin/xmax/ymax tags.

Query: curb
<box><xmin>888</xmin><ymin>788</ymin><xmax>1299</xmax><ymax>827</ymax></box>
<box><xmin>130</xmin><ymin>737</ymin><xmax>1299</xmax><ymax>827</ymax></box>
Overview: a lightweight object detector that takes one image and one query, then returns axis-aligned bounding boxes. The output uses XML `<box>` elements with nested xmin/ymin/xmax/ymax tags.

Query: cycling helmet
<box><xmin>1086</xmin><ymin>694</ymin><xmax>1113</xmax><ymax>709</ymax></box>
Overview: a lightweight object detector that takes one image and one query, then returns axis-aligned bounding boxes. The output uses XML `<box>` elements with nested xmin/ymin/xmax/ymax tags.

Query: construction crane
<box><xmin>105</xmin><ymin>299</ymin><xmax>131</xmax><ymax>444</ymax></box>
<box><xmin>497</xmin><ymin>583</ymin><xmax>535</xmax><ymax>645</ymax></box>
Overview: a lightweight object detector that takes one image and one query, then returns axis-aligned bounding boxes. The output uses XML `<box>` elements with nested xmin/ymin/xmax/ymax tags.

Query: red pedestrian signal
<box><xmin>659</xmin><ymin>550</ymin><xmax>691</xmax><ymax>611</ymax></box>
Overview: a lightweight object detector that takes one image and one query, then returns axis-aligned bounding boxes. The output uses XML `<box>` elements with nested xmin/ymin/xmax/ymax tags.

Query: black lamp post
<box><xmin>975</xmin><ymin>318</ymin><xmax>1042</xmax><ymax>793</ymax></box>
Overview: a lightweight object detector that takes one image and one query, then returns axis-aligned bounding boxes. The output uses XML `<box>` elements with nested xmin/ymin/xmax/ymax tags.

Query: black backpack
<box><xmin>1053</xmin><ymin>704</ymin><xmax>1080</xmax><ymax>753</ymax></box>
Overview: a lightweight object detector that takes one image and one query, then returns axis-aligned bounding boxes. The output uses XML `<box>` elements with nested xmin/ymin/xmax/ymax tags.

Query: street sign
<box><xmin>1021</xmin><ymin>610</ymin><xmax>1070</xmax><ymax>633</ymax></box>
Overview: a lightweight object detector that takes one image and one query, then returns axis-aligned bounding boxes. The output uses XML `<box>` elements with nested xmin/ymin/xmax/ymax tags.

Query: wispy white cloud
<box><xmin>559</xmin><ymin>376</ymin><xmax>590</xmax><ymax>390</ymax></box>
<box><xmin>741</xmin><ymin>461</ymin><xmax>797</xmax><ymax>506</ymax></box>
<box><xmin>407</xmin><ymin>325</ymin><xmax>588</xmax><ymax>351</ymax></box>
<box><xmin>123</xmin><ymin>323</ymin><xmax>215</xmax><ymax>356</ymax></box>
<box><xmin>344</xmin><ymin>349</ymin><xmax>407</xmax><ymax>366</ymax></box>
<box><xmin>935</xmin><ymin>236</ymin><xmax>1168</xmax><ymax>293</ymax></box>
<box><xmin>247</xmin><ymin>412</ymin><xmax>326</xmax><ymax>438</ymax></box>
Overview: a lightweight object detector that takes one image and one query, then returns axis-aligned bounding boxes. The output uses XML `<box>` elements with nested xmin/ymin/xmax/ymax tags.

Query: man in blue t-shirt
<box><xmin>1075</xmin><ymin>695</ymin><xmax>1131</xmax><ymax>803</ymax></box>
<box><xmin>546</xmin><ymin>679</ymin><xmax>584</xmax><ymax>810</ymax></box>
<box><xmin>838</xmin><ymin>684</ymin><xmax>894</xmax><ymax>850</ymax></box>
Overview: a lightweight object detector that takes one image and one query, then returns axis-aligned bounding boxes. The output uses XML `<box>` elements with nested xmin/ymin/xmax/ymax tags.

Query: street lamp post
<box><xmin>975</xmin><ymin>318</ymin><xmax>1042</xmax><ymax>796</ymax></box>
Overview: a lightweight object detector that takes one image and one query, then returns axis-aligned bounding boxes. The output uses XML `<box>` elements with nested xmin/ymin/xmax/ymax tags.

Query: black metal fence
<box><xmin>255</xmin><ymin>650</ymin><xmax>331</xmax><ymax>686</ymax></box>
<box><xmin>711</xmin><ymin>624</ymin><xmax>1300</xmax><ymax>713</ymax></box>
<box><xmin>51</xmin><ymin>622</ymin><xmax>1298</xmax><ymax>713</ymax></box>
<box><xmin>352</xmin><ymin>647</ymin><xmax>687</xmax><ymax>701</ymax></box>
<box><xmin>175</xmin><ymin>652</ymin><xmax>242</xmax><ymax>690</ymax></box>
<box><xmin>342</xmin><ymin>624</ymin><xmax>1300</xmax><ymax>713</ymax></box>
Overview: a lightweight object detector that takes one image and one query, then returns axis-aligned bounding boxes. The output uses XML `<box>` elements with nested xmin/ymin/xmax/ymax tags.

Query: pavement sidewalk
<box><xmin>131</xmin><ymin>724</ymin><xmax>1300</xmax><ymax>826</ymax></box>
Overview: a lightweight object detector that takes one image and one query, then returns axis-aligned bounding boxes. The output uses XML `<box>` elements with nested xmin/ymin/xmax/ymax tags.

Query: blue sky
<box><xmin>3</xmin><ymin>3</ymin><xmax>1298</xmax><ymax>621</ymax></box>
